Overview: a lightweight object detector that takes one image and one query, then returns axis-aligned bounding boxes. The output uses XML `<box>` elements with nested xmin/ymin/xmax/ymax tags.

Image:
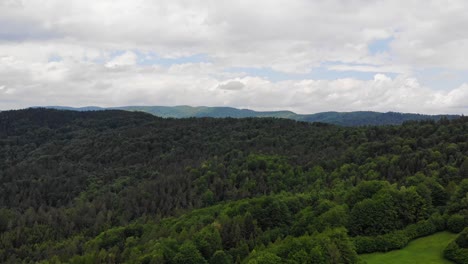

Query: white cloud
<box><xmin>217</xmin><ymin>80</ymin><xmax>245</xmax><ymax>91</ymax></box>
<box><xmin>0</xmin><ymin>53</ymin><xmax>466</xmax><ymax>114</ymax></box>
<box><xmin>0</xmin><ymin>0</ymin><xmax>468</xmax><ymax>113</ymax></box>
<box><xmin>105</xmin><ymin>51</ymin><xmax>137</xmax><ymax>68</ymax></box>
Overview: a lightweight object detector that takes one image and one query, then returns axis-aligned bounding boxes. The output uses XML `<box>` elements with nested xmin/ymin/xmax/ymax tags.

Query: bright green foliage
<box><xmin>173</xmin><ymin>241</ymin><xmax>207</xmax><ymax>264</ymax></box>
<box><xmin>345</xmin><ymin>180</ymin><xmax>390</xmax><ymax>207</ymax></box>
<box><xmin>348</xmin><ymin>185</ymin><xmax>431</xmax><ymax>236</ymax></box>
<box><xmin>317</xmin><ymin>205</ymin><xmax>349</xmax><ymax>231</ymax></box>
<box><xmin>193</xmin><ymin>225</ymin><xmax>222</xmax><ymax>259</ymax></box>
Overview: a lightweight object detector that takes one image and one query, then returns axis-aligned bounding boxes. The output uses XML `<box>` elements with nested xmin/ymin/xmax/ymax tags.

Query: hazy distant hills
<box><xmin>40</xmin><ymin>105</ymin><xmax>460</xmax><ymax>126</ymax></box>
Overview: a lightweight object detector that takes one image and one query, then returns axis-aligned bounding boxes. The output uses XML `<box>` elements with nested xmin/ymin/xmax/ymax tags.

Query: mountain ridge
<box><xmin>35</xmin><ymin>105</ymin><xmax>460</xmax><ymax>126</ymax></box>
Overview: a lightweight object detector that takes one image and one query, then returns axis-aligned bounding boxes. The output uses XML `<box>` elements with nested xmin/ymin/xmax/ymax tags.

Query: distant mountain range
<box><xmin>37</xmin><ymin>105</ymin><xmax>460</xmax><ymax>126</ymax></box>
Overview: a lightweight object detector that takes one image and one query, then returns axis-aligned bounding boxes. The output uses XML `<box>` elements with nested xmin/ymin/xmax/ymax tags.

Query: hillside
<box><xmin>39</xmin><ymin>105</ymin><xmax>460</xmax><ymax>126</ymax></box>
<box><xmin>0</xmin><ymin>109</ymin><xmax>467</xmax><ymax>263</ymax></box>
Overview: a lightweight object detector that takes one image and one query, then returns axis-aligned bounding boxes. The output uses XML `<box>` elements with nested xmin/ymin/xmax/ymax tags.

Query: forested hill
<box><xmin>0</xmin><ymin>108</ymin><xmax>467</xmax><ymax>263</ymax></box>
<box><xmin>40</xmin><ymin>105</ymin><xmax>460</xmax><ymax>126</ymax></box>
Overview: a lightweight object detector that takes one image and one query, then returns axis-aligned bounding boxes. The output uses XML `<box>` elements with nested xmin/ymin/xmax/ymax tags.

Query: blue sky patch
<box><xmin>135</xmin><ymin>52</ymin><xmax>210</xmax><ymax>66</ymax></box>
<box><xmin>226</xmin><ymin>62</ymin><xmax>397</xmax><ymax>82</ymax></box>
<box><xmin>95</xmin><ymin>50</ymin><xmax>210</xmax><ymax>66</ymax></box>
<box><xmin>48</xmin><ymin>54</ymin><xmax>63</xmax><ymax>62</ymax></box>
<box><xmin>368</xmin><ymin>37</ymin><xmax>393</xmax><ymax>55</ymax></box>
<box><xmin>415</xmin><ymin>67</ymin><xmax>468</xmax><ymax>91</ymax></box>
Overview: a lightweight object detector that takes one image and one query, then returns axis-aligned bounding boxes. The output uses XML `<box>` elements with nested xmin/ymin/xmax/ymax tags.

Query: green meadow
<box><xmin>360</xmin><ymin>232</ymin><xmax>458</xmax><ymax>264</ymax></box>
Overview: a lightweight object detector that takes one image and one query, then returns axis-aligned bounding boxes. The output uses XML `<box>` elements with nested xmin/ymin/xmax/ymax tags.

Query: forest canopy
<box><xmin>0</xmin><ymin>108</ymin><xmax>466</xmax><ymax>263</ymax></box>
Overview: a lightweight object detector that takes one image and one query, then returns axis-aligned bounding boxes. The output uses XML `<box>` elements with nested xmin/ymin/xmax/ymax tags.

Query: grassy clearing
<box><xmin>360</xmin><ymin>232</ymin><xmax>458</xmax><ymax>264</ymax></box>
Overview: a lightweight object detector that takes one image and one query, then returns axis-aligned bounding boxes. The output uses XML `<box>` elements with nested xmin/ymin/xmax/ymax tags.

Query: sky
<box><xmin>1</xmin><ymin>0</ymin><xmax>468</xmax><ymax>114</ymax></box>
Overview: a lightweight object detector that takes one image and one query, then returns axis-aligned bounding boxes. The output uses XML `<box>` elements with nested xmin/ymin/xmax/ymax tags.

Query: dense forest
<box><xmin>0</xmin><ymin>108</ymin><xmax>467</xmax><ymax>263</ymax></box>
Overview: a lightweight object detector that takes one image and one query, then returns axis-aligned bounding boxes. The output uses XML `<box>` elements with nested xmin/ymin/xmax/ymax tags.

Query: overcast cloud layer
<box><xmin>1</xmin><ymin>0</ymin><xmax>468</xmax><ymax>114</ymax></box>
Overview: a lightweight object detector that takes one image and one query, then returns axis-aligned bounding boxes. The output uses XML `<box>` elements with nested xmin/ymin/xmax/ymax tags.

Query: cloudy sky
<box><xmin>1</xmin><ymin>0</ymin><xmax>468</xmax><ymax>114</ymax></box>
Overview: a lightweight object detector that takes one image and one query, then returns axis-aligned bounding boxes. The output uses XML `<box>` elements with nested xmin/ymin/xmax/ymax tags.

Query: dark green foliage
<box><xmin>349</xmin><ymin>197</ymin><xmax>400</xmax><ymax>236</ymax></box>
<box><xmin>444</xmin><ymin>228</ymin><xmax>468</xmax><ymax>264</ymax></box>
<box><xmin>448</xmin><ymin>179</ymin><xmax>468</xmax><ymax>215</ymax></box>
<box><xmin>460</xmin><ymin>158</ymin><xmax>468</xmax><ymax>179</ymax></box>
<box><xmin>444</xmin><ymin>242</ymin><xmax>468</xmax><ymax>264</ymax></box>
<box><xmin>210</xmin><ymin>250</ymin><xmax>232</xmax><ymax>264</ymax></box>
<box><xmin>455</xmin><ymin>228</ymin><xmax>468</xmax><ymax>249</ymax></box>
<box><xmin>353</xmin><ymin>231</ymin><xmax>410</xmax><ymax>254</ymax></box>
<box><xmin>254</xmin><ymin>198</ymin><xmax>292</xmax><ymax>230</ymax></box>
<box><xmin>447</xmin><ymin>214</ymin><xmax>468</xmax><ymax>233</ymax></box>
<box><xmin>0</xmin><ymin>108</ymin><xmax>467</xmax><ymax>263</ymax></box>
